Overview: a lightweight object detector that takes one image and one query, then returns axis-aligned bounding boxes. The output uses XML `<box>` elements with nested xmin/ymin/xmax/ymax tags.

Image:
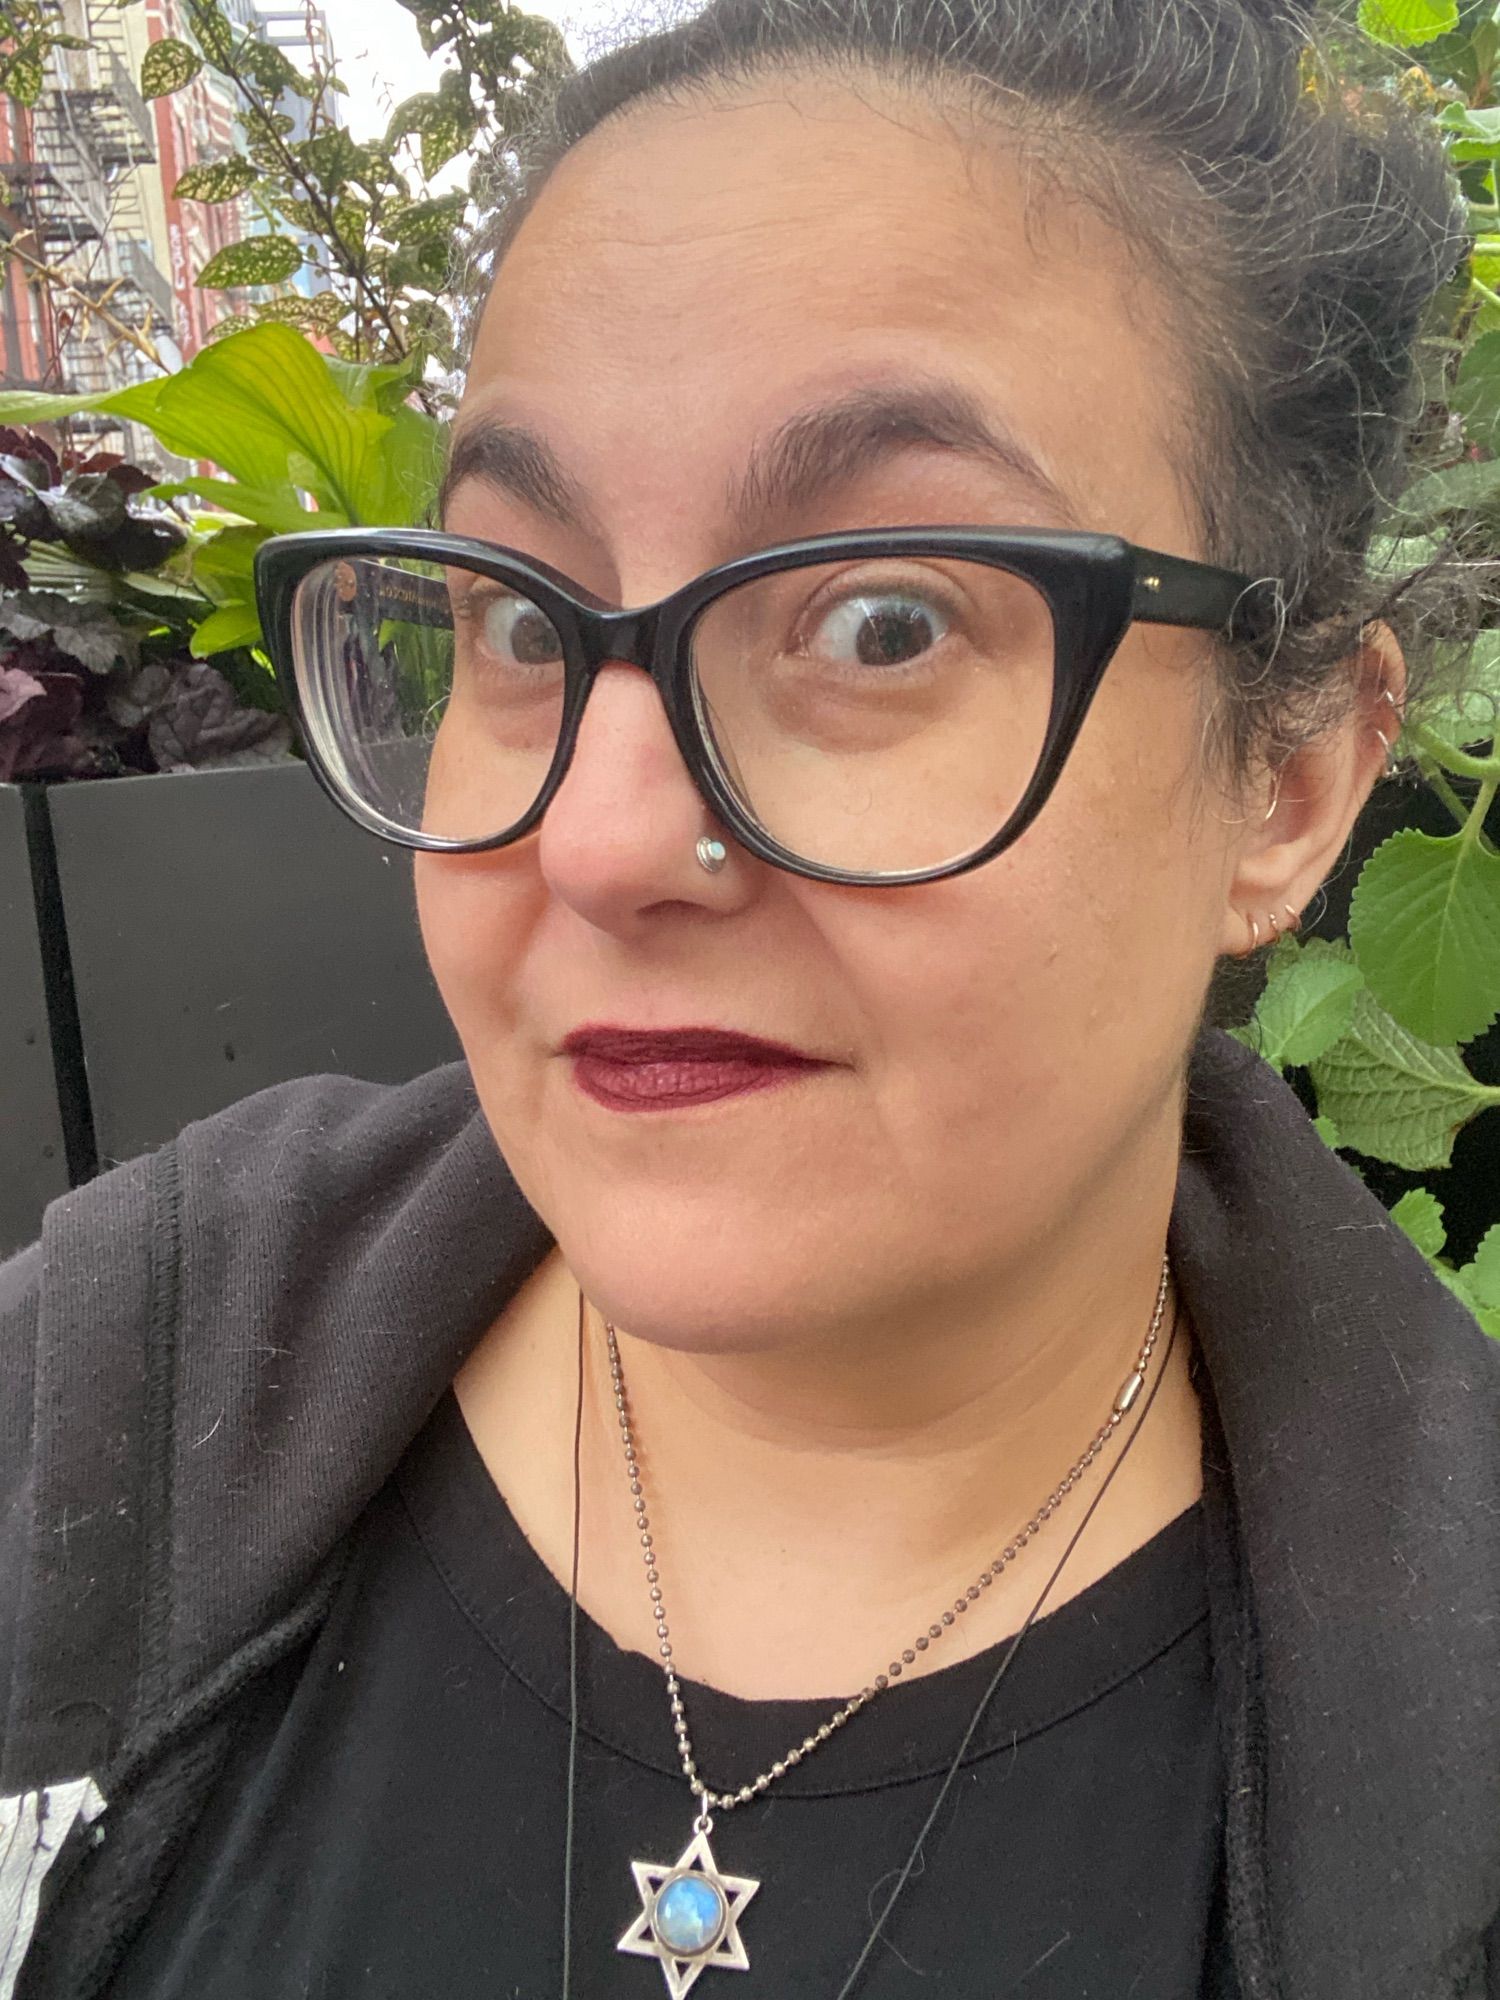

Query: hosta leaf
<box><xmin>1360</xmin><ymin>0</ymin><xmax>1458</xmax><ymax>47</ymax></box>
<box><xmin>1348</xmin><ymin>828</ymin><xmax>1500</xmax><ymax>1045</ymax></box>
<box><xmin>1309</xmin><ymin>990</ymin><xmax>1500</xmax><ymax>1170</ymax></box>
<box><xmin>1249</xmin><ymin>940</ymin><xmax>1365</xmax><ymax>1070</ymax></box>
<box><xmin>149</xmin><ymin>475</ymin><xmax>334</xmax><ymax>533</ymax></box>
<box><xmin>173</xmin><ymin>158</ymin><xmax>258</xmax><ymax>203</ymax></box>
<box><xmin>140</xmin><ymin>36</ymin><xmax>202</xmax><ymax>99</ymax></box>
<box><xmin>196</xmin><ymin>235</ymin><xmax>303</xmax><ymax>289</ymax></box>
<box><xmin>1390</xmin><ymin>1188</ymin><xmax>1446</xmax><ymax>1259</ymax></box>
<box><xmin>189</xmin><ymin>600</ymin><xmax>265</xmax><ymax>656</ymax></box>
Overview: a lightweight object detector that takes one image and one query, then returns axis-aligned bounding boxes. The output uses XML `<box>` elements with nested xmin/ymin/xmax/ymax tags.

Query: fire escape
<box><xmin>8</xmin><ymin>46</ymin><xmax>176</xmax><ymax>407</ymax></box>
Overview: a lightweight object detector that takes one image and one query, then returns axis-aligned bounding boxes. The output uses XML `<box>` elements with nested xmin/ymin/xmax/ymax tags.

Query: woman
<box><xmin>5</xmin><ymin>0</ymin><xmax>1500</xmax><ymax>1994</ymax></box>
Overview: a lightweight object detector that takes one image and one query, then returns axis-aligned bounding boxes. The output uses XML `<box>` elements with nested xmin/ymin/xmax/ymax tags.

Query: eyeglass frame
<box><xmin>253</xmin><ymin>524</ymin><xmax>1267</xmax><ymax>889</ymax></box>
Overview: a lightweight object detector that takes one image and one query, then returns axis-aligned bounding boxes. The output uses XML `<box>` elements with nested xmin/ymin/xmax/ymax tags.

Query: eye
<box><xmin>472</xmin><ymin>591</ymin><xmax>564</xmax><ymax>669</ymax></box>
<box><xmin>807</xmin><ymin>589</ymin><xmax>952</xmax><ymax>670</ymax></box>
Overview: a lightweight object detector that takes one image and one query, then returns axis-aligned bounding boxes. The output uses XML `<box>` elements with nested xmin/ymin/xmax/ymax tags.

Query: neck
<box><xmin>454</xmin><ymin>1128</ymin><xmax>1205</xmax><ymax>1702</ymax></box>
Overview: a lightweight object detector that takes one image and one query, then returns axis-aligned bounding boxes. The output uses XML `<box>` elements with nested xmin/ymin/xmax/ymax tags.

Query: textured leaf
<box><xmin>1390</xmin><ymin>1188</ymin><xmax>1447</xmax><ymax>1259</ymax></box>
<box><xmin>1454</xmin><ymin>330</ymin><xmax>1500</xmax><ymax>453</ymax></box>
<box><xmin>1309</xmin><ymin>990</ymin><xmax>1500</xmax><ymax>1170</ymax></box>
<box><xmin>1437</xmin><ymin>102</ymin><xmax>1500</xmax><ymax>159</ymax></box>
<box><xmin>147</xmin><ymin>661</ymin><xmax>292</xmax><ymax>766</ymax></box>
<box><xmin>1349</xmin><ymin>828</ymin><xmax>1500</xmax><ymax>1045</ymax></box>
<box><xmin>205</xmin><ymin>313</ymin><xmax>258</xmax><ymax>343</ymax></box>
<box><xmin>196</xmin><ymin>235</ymin><xmax>303</xmax><ymax>289</ymax></box>
<box><xmin>1397</xmin><ymin>457</ymin><xmax>1500</xmax><ymax>519</ymax></box>
<box><xmin>173</xmin><ymin>158</ymin><xmax>258</xmax><ymax>203</ymax></box>
<box><xmin>1250</xmin><ymin>941</ymin><xmax>1365</xmax><ymax>1070</ymax></box>
<box><xmin>140</xmin><ymin>36</ymin><xmax>202</xmax><ymax>99</ymax></box>
<box><xmin>186</xmin><ymin>0</ymin><xmax>235</xmax><ymax>68</ymax></box>
<box><xmin>1463</xmin><ymin>1224</ymin><xmax>1500</xmax><ymax>1311</ymax></box>
<box><xmin>1420</xmin><ymin>633</ymin><xmax>1500</xmax><ymax>751</ymax></box>
<box><xmin>1360</xmin><ymin>0</ymin><xmax>1458</xmax><ymax>46</ymax></box>
<box><xmin>3</xmin><ymin>56</ymin><xmax>44</xmax><ymax>106</ymax></box>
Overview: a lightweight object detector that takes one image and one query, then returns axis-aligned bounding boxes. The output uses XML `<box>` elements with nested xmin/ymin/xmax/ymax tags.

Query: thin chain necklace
<box><xmin>604</xmin><ymin>1252</ymin><xmax>1173</xmax><ymax>1997</ymax></box>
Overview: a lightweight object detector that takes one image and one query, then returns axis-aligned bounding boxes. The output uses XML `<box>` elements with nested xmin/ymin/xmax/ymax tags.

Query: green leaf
<box><xmin>1312</xmin><ymin>1114</ymin><xmax>1342</xmax><ymax>1149</ymax></box>
<box><xmin>148</xmin><ymin>475</ymin><xmax>335</xmax><ymax>533</ymax></box>
<box><xmin>190</xmin><ymin>599</ymin><xmax>264</xmax><ymax>655</ymax></box>
<box><xmin>1396</xmin><ymin>457</ymin><xmax>1500</xmax><ymax>519</ymax></box>
<box><xmin>1437</xmin><ymin>102</ymin><xmax>1500</xmax><ymax>159</ymax></box>
<box><xmin>1421</xmin><ymin>632</ymin><xmax>1500</xmax><ymax>753</ymax></box>
<box><xmin>205</xmin><ymin>312</ymin><xmax>258</xmax><ymax>343</ymax></box>
<box><xmin>186</xmin><ymin>0</ymin><xmax>235</xmax><ymax>68</ymax></box>
<box><xmin>1454</xmin><ymin>329</ymin><xmax>1500</xmax><ymax>453</ymax></box>
<box><xmin>1462</xmin><ymin>1223</ymin><xmax>1500</xmax><ymax>1311</ymax></box>
<box><xmin>140</xmin><ymin>36</ymin><xmax>202</xmax><ymax>98</ymax></box>
<box><xmin>1249</xmin><ymin>941</ymin><xmax>1365</xmax><ymax>1070</ymax></box>
<box><xmin>295</xmin><ymin>127</ymin><xmax>364</xmax><ymax>190</ymax></box>
<box><xmin>1390</xmin><ymin>1188</ymin><xmax>1447</xmax><ymax>1258</ymax></box>
<box><xmin>0</xmin><ymin>376</ymin><xmax>166</xmax><ymax>430</ymax></box>
<box><xmin>173</xmin><ymin>158</ymin><xmax>258</xmax><ymax>203</ymax></box>
<box><xmin>3</xmin><ymin>55</ymin><xmax>44</xmax><ymax>106</ymax></box>
<box><xmin>196</xmin><ymin>235</ymin><xmax>303</xmax><ymax>289</ymax></box>
<box><xmin>1309</xmin><ymin>989</ymin><xmax>1500</xmax><ymax>1170</ymax></box>
<box><xmin>1360</xmin><ymin>0</ymin><xmax>1458</xmax><ymax>45</ymax></box>
<box><xmin>1348</xmin><ymin>828</ymin><xmax>1500</xmax><ymax>1045</ymax></box>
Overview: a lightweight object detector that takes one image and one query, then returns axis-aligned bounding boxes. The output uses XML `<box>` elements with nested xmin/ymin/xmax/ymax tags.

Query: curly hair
<box><xmin>460</xmin><ymin>0</ymin><xmax>1477</xmax><ymax>788</ymax></box>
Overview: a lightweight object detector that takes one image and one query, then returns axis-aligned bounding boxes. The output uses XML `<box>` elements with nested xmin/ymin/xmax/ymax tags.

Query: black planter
<box><xmin>1</xmin><ymin>763</ymin><xmax>461</xmax><ymax>1258</ymax></box>
<box><xmin>0</xmin><ymin>785</ymin><xmax>69</xmax><ymax>1254</ymax></box>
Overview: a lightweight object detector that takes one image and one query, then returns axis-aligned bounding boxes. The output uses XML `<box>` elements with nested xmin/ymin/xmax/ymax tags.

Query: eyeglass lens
<box><xmin>289</xmin><ymin>552</ymin><xmax>1057</xmax><ymax>873</ymax></box>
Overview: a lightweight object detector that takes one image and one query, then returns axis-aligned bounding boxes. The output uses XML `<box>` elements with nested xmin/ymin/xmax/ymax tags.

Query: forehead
<box><xmin>464</xmin><ymin>71</ymin><xmax>1193</xmax><ymax>553</ymax></box>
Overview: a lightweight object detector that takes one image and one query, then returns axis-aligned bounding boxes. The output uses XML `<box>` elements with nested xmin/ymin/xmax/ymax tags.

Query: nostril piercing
<box><xmin>696</xmin><ymin>836</ymin><xmax>728</xmax><ymax>874</ymax></box>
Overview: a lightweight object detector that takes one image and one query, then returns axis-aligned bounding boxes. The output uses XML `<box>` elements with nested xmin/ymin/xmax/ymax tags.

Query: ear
<box><xmin>1216</xmin><ymin>622</ymin><xmax>1407</xmax><ymax>957</ymax></box>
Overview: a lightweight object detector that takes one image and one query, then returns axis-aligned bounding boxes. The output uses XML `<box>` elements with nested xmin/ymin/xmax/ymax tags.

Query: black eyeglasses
<box><xmin>253</xmin><ymin>525</ymin><xmax>1264</xmax><ymax>887</ymax></box>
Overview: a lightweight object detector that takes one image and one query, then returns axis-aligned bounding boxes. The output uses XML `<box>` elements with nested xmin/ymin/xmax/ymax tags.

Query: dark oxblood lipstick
<box><xmin>561</xmin><ymin>1024</ymin><xmax>829</xmax><ymax>1112</ymax></box>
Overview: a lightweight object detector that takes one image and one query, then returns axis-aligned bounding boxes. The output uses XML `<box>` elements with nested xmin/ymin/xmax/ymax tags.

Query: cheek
<box><xmin>415</xmin><ymin>850</ymin><xmax>537</xmax><ymax>1059</ymax></box>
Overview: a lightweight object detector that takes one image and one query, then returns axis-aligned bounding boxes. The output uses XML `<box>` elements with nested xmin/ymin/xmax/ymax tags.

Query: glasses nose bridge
<box><xmin>577</xmin><ymin>603</ymin><xmax>667</xmax><ymax>684</ymax></box>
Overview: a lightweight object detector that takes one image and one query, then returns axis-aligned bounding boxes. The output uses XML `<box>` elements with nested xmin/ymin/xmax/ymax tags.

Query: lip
<box><xmin>560</xmin><ymin>1023</ymin><xmax>831</xmax><ymax>1112</ymax></box>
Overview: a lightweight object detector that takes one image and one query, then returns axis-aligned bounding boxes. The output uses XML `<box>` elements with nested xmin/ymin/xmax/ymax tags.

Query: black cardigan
<box><xmin>3</xmin><ymin>1028</ymin><xmax>1500</xmax><ymax>1999</ymax></box>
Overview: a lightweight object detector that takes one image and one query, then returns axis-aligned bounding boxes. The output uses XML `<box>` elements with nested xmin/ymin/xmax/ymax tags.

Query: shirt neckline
<box><xmin>393</xmin><ymin>1383</ymin><xmax>1210</xmax><ymax>1800</ymax></box>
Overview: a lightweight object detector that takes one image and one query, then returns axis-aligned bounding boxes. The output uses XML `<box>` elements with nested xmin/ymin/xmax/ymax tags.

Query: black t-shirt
<box><xmin>109</xmin><ymin>1385</ymin><xmax>1227</xmax><ymax>1999</ymax></box>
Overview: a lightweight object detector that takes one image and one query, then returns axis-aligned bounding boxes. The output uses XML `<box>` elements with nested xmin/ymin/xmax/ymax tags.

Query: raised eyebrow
<box><xmin>438</xmin><ymin>417</ymin><xmax>600</xmax><ymax>535</ymax></box>
<box><xmin>730</xmin><ymin>380</ymin><xmax>1081</xmax><ymax>534</ymax></box>
<box><xmin>437</xmin><ymin>377</ymin><xmax>1079</xmax><ymax>538</ymax></box>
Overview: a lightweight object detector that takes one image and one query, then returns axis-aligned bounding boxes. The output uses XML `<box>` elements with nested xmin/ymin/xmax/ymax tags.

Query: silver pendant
<box><xmin>617</xmin><ymin>1817</ymin><xmax>760</xmax><ymax>1997</ymax></box>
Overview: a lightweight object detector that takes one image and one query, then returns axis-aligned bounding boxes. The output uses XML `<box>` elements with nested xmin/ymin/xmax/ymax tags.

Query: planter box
<box><xmin>1</xmin><ymin>762</ymin><xmax>461</xmax><ymax>1257</ymax></box>
<box><xmin>0</xmin><ymin>785</ymin><xmax>69</xmax><ymax>1256</ymax></box>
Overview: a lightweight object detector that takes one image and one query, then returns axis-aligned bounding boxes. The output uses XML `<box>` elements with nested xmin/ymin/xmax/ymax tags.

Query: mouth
<box><xmin>560</xmin><ymin>1024</ymin><xmax>832</xmax><ymax>1113</ymax></box>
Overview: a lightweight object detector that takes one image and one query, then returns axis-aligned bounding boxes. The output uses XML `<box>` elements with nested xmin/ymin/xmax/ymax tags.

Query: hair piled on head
<box><xmin>459</xmin><ymin>0</ymin><xmax>1477</xmax><ymax>786</ymax></box>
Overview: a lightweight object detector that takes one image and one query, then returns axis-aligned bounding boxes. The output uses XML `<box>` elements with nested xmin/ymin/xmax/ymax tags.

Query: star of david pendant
<box><xmin>617</xmin><ymin>1820</ymin><xmax>760</xmax><ymax>1997</ymax></box>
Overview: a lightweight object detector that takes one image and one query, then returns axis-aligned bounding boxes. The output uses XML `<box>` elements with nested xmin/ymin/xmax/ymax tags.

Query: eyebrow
<box><xmin>438</xmin><ymin>378</ymin><xmax>1080</xmax><ymax>540</ymax></box>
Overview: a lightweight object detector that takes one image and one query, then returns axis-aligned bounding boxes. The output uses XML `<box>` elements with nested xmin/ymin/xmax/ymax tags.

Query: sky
<box><xmin>313</xmin><ymin>0</ymin><xmax>660</xmax><ymax>154</ymax></box>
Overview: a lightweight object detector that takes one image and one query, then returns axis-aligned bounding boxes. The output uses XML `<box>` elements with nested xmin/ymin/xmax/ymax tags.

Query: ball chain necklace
<box><xmin>595</xmin><ymin>1252</ymin><xmax>1174</xmax><ymax>1998</ymax></box>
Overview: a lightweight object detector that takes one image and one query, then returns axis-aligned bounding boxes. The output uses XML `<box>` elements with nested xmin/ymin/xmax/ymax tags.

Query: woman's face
<box><xmin>420</xmin><ymin>74</ymin><xmax>1327</xmax><ymax>1352</ymax></box>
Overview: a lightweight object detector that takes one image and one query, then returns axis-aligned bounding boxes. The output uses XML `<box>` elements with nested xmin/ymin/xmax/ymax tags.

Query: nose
<box><xmin>536</xmin><ymin>661</ymin><xmax>744</xmax><ymax>931</ymax></box>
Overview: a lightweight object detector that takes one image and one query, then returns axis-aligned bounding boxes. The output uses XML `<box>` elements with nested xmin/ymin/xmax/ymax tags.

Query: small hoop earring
<box><xmin>1284</xmin><ymin>902</ymin><xmax>1302</xmax><ymax>933</ymax></box>
<box><xmin>1244</xmin><ymin>913</ymin><xmax>1261</xmax><ymax>954</ymax></box>
<box><xmin>696</xmin><ymin>835</ymin><xmax>728</xmax><ymax>874</ymax></box>
<box><xmin>1263</xmin><ymin>770</ymin><xmax>1283</xmax><ymax>823</ymax></box>
<box><xmin>1267</xmin><ymin>909</ymin><xmax>1282</xmax><ymax>941</ymax></box>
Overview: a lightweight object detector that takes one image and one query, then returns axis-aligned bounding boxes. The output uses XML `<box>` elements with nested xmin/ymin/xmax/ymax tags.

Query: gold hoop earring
<box><xmin>1244</xmin><ymin>913</ymin><xmax>1261</xmax><ymax>954</ymax></box>
<box><xmin>1267</xmin><ymin>909</ymin><xmax>1281</xmax><ymax>942</ymax></box>
<box><xmin>1263</xmin><ymin>770</ymin><xmax>1283</xmax><ymax>822</ymax></box>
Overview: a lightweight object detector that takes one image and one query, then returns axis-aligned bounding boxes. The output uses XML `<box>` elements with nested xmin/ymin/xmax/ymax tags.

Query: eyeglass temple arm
<box><xmin>1129</xmin><ymin>547</ymin><xmax>1263</xmax><ymax>638</ymax></box>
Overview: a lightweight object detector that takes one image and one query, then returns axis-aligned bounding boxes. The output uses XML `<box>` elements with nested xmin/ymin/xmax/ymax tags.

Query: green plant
<box><xmin>1226</xmin><ymin>2</ymin><xmax>1500</xmax><ymax>1326</ymax></box>
<box><xmin>0</xmin><ymin>321</ymin><xmax>445</xmax><ymax>659</ymax></box>
<box><xmin>0</xmin><ymin>426</ymin><xmax>289</xmax><ymax>779</ymax></box>
<box><xmin>135</xmin><ymin>0</ymin><xmax>570</xmax><ymax>374</ymax></box>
